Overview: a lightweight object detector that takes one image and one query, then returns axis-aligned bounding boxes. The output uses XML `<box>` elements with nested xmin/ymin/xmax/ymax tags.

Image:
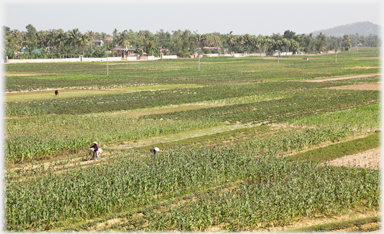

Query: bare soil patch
<box><xmin>346</xmin><ymin>66</ymin><xmax>379</xmax><ymax>69</ymax></box>
<box><xmin>324</xmin><ymin>148</ymin><xmax>380</xmax><ymax>169</ymax></box>
<box><xmin>326</xmin><ymin>83</ymin><xmax>380</xmax><ymax>91</ymax></box>
<box><xmin>302</xmin><ymin>74</ymin><xmax>380</xmax><ymax>82</ymax></box>
<box><xmin>5</xmin><ymin>73</ymin><xmax>54</xmax><ymax>77</ymax></box>
<box><xmin>267</xmin><ymin>210</ymin><xmax>379</xmax><ymax>232</ymax></box>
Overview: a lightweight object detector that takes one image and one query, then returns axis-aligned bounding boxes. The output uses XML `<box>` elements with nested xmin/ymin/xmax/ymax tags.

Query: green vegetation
<box><xmin>5</xmin><ymin>149</ymin><xmax>379</xmax><ymax>231</ymax></box>
<box><xmin>4</xmin><ymin>24</ymin><xmax>380</xmax><ymax>59</ymax></box>
<box><xmin>289</xmin><ymin>133</ymin><xmax>379</xmax><ymax>163</ymax></box>
<box><xmin>4</xmin><ymin>49</ymin><xmax>380</xmax><ymax>231</ymax></box>
<box><xmin>290</xmin><ymin>216</ymin><xmax>380</xmax><ymax>232</ymax></box>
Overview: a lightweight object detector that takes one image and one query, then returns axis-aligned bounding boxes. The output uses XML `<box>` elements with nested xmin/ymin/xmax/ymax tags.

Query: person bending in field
<box><xmin>89</xmin><ymin>141</ymin><xmax>99</xmax><ymax>160</ymax></box>
<box><xmin>150</xmin><ymin>147</ymin><xmax>160</xmax><ymax>156</ymax></box>
<box><xmin>55</xmin><ymin>90</ymin><xmax>59</xmax><ymax>95</ymax></box>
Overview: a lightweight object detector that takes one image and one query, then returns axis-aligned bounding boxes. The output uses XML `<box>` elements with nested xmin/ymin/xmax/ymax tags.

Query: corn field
<box><xmin>4</xmin><ymin>50</ymin><xmax>380</xmax><ymax>231</ymax></box>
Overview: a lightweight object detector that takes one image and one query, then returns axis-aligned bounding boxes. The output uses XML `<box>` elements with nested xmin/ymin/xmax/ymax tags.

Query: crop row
<box><xmin>5</xmin><ymin>81</ymin><xmax>340</xmax><ymax>116</ymax></box>
<box><xmin>287</xmin><ymin>104</ymin><xmax>379</xmax><ymax>131</ymax></box>
<box><xmin>139</xmin><ymin>89</ymin><xmax>379</xmax><ymax>123</ymax></box>
<box><xmin>5</xmin><ymin>51</ymin><xmax>379</xmax><ymax>91</ymax></box>
<box><xmin>5</xmin><ymin>116</ymin><xmax>221</xmax><ymax>162</ymax></box>
<box><xmin>5</xmin><ymin>146</ymin><xmax>379</xmax><ymax>231</ymax></box>
<box><xmin>5</xmin><ymin>90</ymin><xmax>378</xmax><ymax>162</ymax></box>
<box><xmin>144</xmin><ymin>163</ymin><xmax>378</xmax><ymax>231</ymax></box>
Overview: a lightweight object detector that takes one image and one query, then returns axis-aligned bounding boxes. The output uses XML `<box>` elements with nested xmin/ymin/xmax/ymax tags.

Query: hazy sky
<box><xmin>1</xmin><ymin>0</ymin><xmax>382</xmax><ymax>36</ymax></box>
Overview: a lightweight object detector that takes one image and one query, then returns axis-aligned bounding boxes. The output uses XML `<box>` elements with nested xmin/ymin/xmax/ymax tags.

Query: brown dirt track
<box><xmin>325</xmin><ymin>148</ymin><xmax>380</xmax><ymax>170</ymax></box>
<box><xmin>327</xmin><ymin>83</ymin><xmax>380</xmax><ymax>91</ymax></box>
<box><xmin>302</xmin><ymin>74</ymin><xmax>380</xmax><ymax>82</ymax></box>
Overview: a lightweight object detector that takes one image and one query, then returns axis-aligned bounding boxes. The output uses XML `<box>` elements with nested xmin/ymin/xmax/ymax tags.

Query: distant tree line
<box><xmin>3</xmin><ymin>24</ymin><xmax>381</xmax><ymax>59</ymax></box>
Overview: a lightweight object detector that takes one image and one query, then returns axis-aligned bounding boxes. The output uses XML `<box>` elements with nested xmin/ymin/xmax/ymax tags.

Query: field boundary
<box><xmin>301</xmin><ymin>73</ymin><xmax>380</xmax><ymax>82</ymax></box>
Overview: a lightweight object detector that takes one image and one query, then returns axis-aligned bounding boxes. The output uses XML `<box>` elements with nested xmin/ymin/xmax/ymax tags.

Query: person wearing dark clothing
<box><xmin>150</xmin><ymin>147</ymin><xmax>159</xmax><ymax>156</ymax></box>
<box><xmin>89</xmin><ymin>141</ymin><xmax>99</xmax><ymax>160</ymax></box>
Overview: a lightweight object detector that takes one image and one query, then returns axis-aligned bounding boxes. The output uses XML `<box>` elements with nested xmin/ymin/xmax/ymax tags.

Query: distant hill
<box><xmin>311</xmin><ymin>21</ymin><xmax>380</xmax><ymax>37</ymax></box>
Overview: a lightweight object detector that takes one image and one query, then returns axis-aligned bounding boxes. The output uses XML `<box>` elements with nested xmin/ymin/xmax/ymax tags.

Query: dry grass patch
<box><xmin>324</xmin><ymin>147</ymin><xmax>380</xmax><ymax>169</ymax></box>
<box><xmin>345</xmin><ymin>66</ymin><xmax>379</xmax><ymax>69</ymax></box>
<box><xmin>326</xmin><ymin>83</ymin><xmax>380</xmax><ymax>91</ymax></box>
<box><xmin>5</xmin><ymin>73</ymin><xmax>54</xmax><ymax>76</ymax></box>
<box><xmin>5</xmin><ymin>89</ymin><xmax>118</xmax><ymax>102</ymax></box>
<box><xmin>266</xmin><ymin>210</ymin><xmax>379</xmax><ymax>232</ymax></box>
<box><xmin>302</xmin><ymin>74</ymin><xmax>380</xmax><ymax>82</ymax></box>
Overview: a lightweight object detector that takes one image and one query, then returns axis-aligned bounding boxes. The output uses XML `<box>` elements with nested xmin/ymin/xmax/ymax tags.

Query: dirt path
<box><xmin>302</xmin><ymin>74</ymin><xmax>380</xmax><ymax>82</ymax></box>
<box><xmin>5</xmin><ymin>73</ymin><xmax>55</xmax><ymax>77</ymax></box>
<box><xmin>324</xmin><ymin>147</ymin><xmax>380</xmax><ymax>169</ymax></box>
<box><xmin>267</xmin><ymin>210</ymin><xmax>379</xmax><ymax>232</ymax></box>
<box><xmin>107</xmin><ymin>123</ymin><xmax>260</xmax><ymax>150</ymax></box>
<box><xmin>327</xmin><ymin>82</ymin><xmax>380</xmax><ymax>91</ymax></box>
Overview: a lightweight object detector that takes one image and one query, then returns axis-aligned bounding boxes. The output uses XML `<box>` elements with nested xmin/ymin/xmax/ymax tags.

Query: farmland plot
<box><xmin>4</xmin><ymin>49</ymin><xmax>380</xmax><ymax>232</ymax></box>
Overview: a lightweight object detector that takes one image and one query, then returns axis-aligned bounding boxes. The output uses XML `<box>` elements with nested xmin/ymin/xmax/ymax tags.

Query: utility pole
<box><xmin>105</xmin><ymin>51</ymin><xmax>111</xmax><ymax>75</ymax></box>
<box><xmin>198</xmin><ymin>55</ymin><xmax>200</xmax><ymax>71</ymax></box>
<box><xmin>335</xmin><ymin>51</ymin><xmax>337</xmax><ymax>63</ymax></box>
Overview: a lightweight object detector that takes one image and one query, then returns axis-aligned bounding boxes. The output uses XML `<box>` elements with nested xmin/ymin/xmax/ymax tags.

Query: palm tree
<box><xmin>291</xmin><ymin>40</ymin><xmax>300</xmax><ymax>54</ymax></box>
<box><xmin>282</xmin><ymin>38</ymin><xmax>291</xmax><ymax>56</ymax></box>
<box><xmin>315</xmin><ymin>33</ymin><xmax>327</xmax><ymax>53</ymax></box>
<box><xmin>100</xmin><ymin>32</ymin><xmax>108</xmax><ymax>44</ymax></box>
<box><xmin>11</xmin><ymin>30</ymin><xmax>25</xmax><ymax>49</ymax></box>
<box><xmin>112</xmin><ymin>29</ymin><xmax>118</xmax><ymax>40</ymax></box>
<box><xmin>275</xmin><ymin>40</ymin><xmax>283</xmax><ymax>54</ymax></box>
<box><xmin>117</xmin><ymin>30</ymin><xmax>130</xmax><ymax>47</ymax></box>
<box><xmin>86</xmin><ymin>31</ymin><xmax>96</xmax><ymax>48</ymax></box>
<box><xmin>79</xmin><ymin>33</ymin><xmax>89</xmax><ymax>55</ymax></box>
<box><xmin>227</xmin><ymin>32</ymin><xmax>236</xmax><ymax>52</ymax></box>
<box><xmin>68</xmin><ymin>28</ymin><xmax>81</xmax><ymax>48</ymax></box>
<box><xmin>37</xmin><ymin>30</ymin><xmax>48</xmax><ymax>48</ymax></box>
<box><xmin>264</xmin><ymin>38</ymin><xmax>275</xmax><ymax>54</ymax></box>
<box><xmin>55</xmin><ymin>32</ymin><xmax>68</xmax><ymax>52</ymax></box>
<box><xmin>343</xmin><ymin>35</ymin><xmax>351</xmax><ymax>51</ymax></box>
<box><xmin>211</xmin><ymin>33</ymin><xmax>221</xmax><ymax>47</ymax></box>
<box><xmin>47</xmin><ymin>29</ymin><xmax>57</xmax><ymax>50</ymax></box>
<box><xmin>236</xmin><ymin>35</ymin><xmax>245</xmax><ymax>52</ymax></box>
<box><xmin>256</xmin><ymin>35</ymin><xmax>265</xmax><ymax>56</ymax></box>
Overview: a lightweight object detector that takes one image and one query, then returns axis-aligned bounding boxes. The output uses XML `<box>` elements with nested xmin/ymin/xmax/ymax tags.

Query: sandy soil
<box><xmin>346</xmin><ymin>66</ymin><xmax>379</xmax><ymax>69</ymax></box>
<box><xmin>267</xmin><ymin>210</ymin><xmax>380</xmax><ymax>232</ymax></box>
<box><xmin>324</xmin><ymin>148</ymin><xmax>380</xmax><ymax>169</ymax></box>
<box><xmin>327</xmin><ymin>82</ymin><xmax>380</xmax><ymax>91</ymax></box>
<box><xmin>302</xmin><ymin>74</ymin><xmax>380</xmax><ymax>82</ymax></box>
<box><xmin>5</xmin><ymin>73</ymin><xmax>54</xmax><ymax>76</ymax></box>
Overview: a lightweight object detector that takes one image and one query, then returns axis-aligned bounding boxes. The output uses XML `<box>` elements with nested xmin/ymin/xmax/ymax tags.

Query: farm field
<box><xmin>4</xmin><ymin>48</ymin><xmax>380</xmax><ymax>231</ymax></box>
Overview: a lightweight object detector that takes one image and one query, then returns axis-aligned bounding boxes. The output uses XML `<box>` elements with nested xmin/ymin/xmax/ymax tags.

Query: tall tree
<box><xmin>315</xmin><ymin>33</ymin><xmax>327</xmax><ymax>53</ymax></box>
<box><xmin>143</xmin><ymin>39</ymin><xmax>155</xmax><ymax>55</ymax></box>
<box><xmin>86</xmin><ymin>31</ymin><xmax>96</xmax><ymax>48</ymax></box>
<box><xmin>68</xmin><ymin>28</ymin><xmax>81</xmax><ymax>48</ymax></box>
<box><xmin>283</xmin><ymin>30</ymin><xmax>296</xmax><ymax>40</ymax></box>
<box><xmin>37</xmin><ymin>30</ymin><xmax>47</xmax><ymax>48</ymax></box>
<box><xmin>290</xmin><ymin>40</ymin><xmax>300</xmax><ymax>54</ymax></box>
<box><xmin>343</xmin><ymin>35</ymin><xmax>351</xmax><ymax>51</ymax></box>
<box><xmin>25</xmin><ymin>24</ymin><xmax>37</xmax><ymax>50</ymax></box>
<box><xmin>11</xmin><ymin>29</ymin><xmax>26</xmax><ymax>49</ymax></box>
<box><xmin>117</xmin><ymin>30</ymin><xmax>130</xmax><ymax>47</ymax></box>
<box><xmin>55</xmin><ymin>31</ymin><xmax>68</xmax><ymax>51</ymax></box>
<box><xmin>47</xmin><ymin>29</ymin><xmax>57</xmax><ymax>50</ymax></box>
<box><xmin>282</xmin><ymin>38</ymin><xmax>291</xmax><ymax>55</ymax></box>
<box><xmin>79</xmin><ymin>33</ymin><xmax>89</xmax><ymax>54</ymax></box>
